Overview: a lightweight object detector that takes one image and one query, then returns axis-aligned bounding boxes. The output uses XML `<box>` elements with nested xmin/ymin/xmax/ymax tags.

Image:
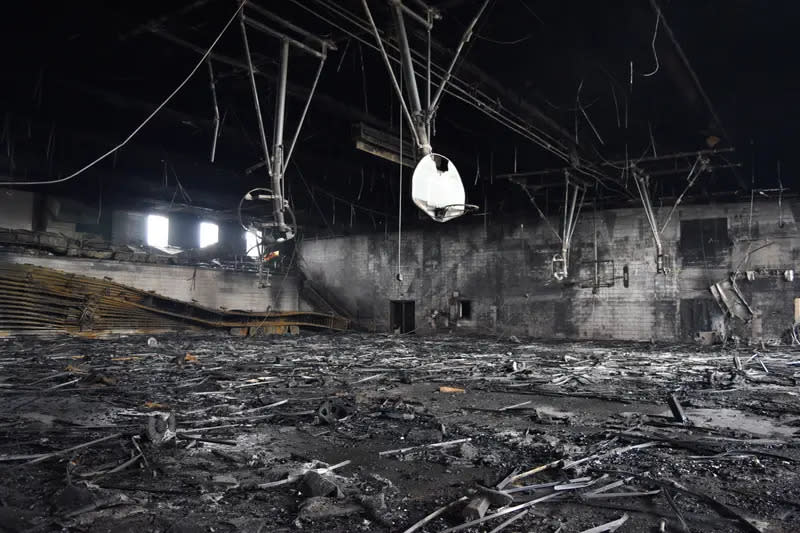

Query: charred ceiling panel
<box><xmin>679</xmin><ymin>218</ymin><xmax>731</xmax><ymax>267</ymax></box>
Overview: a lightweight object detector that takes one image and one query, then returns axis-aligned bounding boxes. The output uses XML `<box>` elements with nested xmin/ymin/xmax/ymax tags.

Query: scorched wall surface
<box><xmin>300</xmin><ymin>200</ymin><xmax>800</xmax><ymax>341</ymax></box>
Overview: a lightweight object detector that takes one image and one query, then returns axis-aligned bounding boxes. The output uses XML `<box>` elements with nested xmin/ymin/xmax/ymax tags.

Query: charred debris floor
<box><xmin>0</xmin><ymin>333</ymin><xmax>798</xmax><ymax>533</ymax></box>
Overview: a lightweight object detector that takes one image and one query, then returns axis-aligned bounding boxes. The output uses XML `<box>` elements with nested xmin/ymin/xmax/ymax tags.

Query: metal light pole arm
<box><xmin>243</xmin><ymin>16</ymin><xmax>326</xmax><ymax>59</ymax></box>
<box><xmin>361</xmin><ymin>0</ymin><xmax>421</xmax><ymax>149</ymax></box>
<box><xmin>284</xmin><ymin>48</ymin><xmax>327</xmax><ymax>173</ymax></box>
<box><xmin>207</xmin><ymin>59</ymin><xmax>220</xmax><ymax>163</ymax></box>
<box><xmin>239</xmin><ymin>11</ymin><xmax>273</xmax><ymax>177</ymax></box>
<box><xmin>429</xmin><ymin>0</ymin><xmax>491</xmax><ymax>116</ymax></box>
<box><xmin>396</xmin><ymin>1</ymin><xmax>432</xmax><ymax>29</ymax></box>
<box><xmin>658</xmin><ymin>155</ymin><xmax>708</xmax><ymax>234</ymax></box>
<box><xmin>389</xmin><ymin>0</ymin><xmax>431</xmax><ymax>154</ymax></box>
<box><xmin>634</xmin><ymin>169</ymin><xmax>664</xmax><ymax>272</ymax></box>
<box><xmin>271</xmin><ymin>40</ymin><xmax>290</xmax><ymax>231</ymax></box>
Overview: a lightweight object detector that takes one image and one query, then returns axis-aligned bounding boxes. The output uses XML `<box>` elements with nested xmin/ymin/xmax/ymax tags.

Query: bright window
<box><xmin>199</xmin><ymin>222</ymin><xmax>219</xmax><ymax>248</ymax></box>
<box><xmin>146</xmin><ymin>214</ymin><xmax>169</xmax><ymax>248</ymax></box>
<box><xmin>245</xmin><ymin>229</ymin><xmax>262</xmax><ymax>258</ymax></box>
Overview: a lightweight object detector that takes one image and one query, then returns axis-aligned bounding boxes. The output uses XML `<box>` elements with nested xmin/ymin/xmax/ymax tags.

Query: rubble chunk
<box><xmin>405</xmin><ymin>428</ymin><xmax>443</xmax><ymax>443</ymax></box>
<box><xmin>462</xmin><ymin>496</ymin><xmax>491</xmax><ymax>521</ymax></box>
<box><xmin>300</xmin><ymin>470</ymin><xmax>342</xmax><ymax>498</ymax></box>
<box><xmin>298</xmin><ymin>497</ymin><xmax>362</xmax><ymax>521</ymax></box>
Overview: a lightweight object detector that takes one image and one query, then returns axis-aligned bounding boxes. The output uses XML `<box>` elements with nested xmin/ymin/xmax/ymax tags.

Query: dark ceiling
<box><xmin>0</xmin><ymin>0</ymin><xmax>796</xmax><ymax>232</ymax></box>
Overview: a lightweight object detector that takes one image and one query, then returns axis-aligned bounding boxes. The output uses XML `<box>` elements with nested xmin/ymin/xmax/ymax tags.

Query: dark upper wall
<box><xmin>300</xmin><ymin>199</ymin><xmax>799</xmax><ymax>341</ymax></box>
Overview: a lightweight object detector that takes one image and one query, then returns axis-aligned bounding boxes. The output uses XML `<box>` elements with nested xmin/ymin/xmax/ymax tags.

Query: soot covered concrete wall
<box><xmin>300</xmin><ymin>200</ymin><xmax>800</xmax><ymax>341</ymax></box>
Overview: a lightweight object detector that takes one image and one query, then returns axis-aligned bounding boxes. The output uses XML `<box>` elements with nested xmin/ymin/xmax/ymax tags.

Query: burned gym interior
<box><xmin>0</xmin><ymin>1</ymin><xmax>798</xmax><ymax>531</ymax></box>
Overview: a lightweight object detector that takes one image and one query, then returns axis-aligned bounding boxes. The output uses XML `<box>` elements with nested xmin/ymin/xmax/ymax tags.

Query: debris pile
<box><xmin>0</xmin><ymin>333</ymin><xmax>797</xmax><ymax>531</ymax></box>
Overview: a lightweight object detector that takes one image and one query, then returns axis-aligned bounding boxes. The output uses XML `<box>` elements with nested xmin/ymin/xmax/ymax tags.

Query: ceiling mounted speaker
<box><xmin>411</xmin><ymin>153</ymin><xmax>476</xmax><ymax>222</ymax></box>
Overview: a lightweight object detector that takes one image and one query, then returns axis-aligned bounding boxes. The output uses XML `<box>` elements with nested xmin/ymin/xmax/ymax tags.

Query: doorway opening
<box><xmin>459</xmin><ymin>300</ymin><xmax>472</xmax><ymax>320</ymax></box>
<box><xmin>390</xmin><ymin>300</ymin><xmax>415</xmax><ymax>334</ymax></box>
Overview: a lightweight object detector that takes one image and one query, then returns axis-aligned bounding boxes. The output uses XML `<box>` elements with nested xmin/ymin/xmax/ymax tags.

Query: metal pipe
<box><xmin>207</xmin><ymin>59</ymin><xmax>220</xmax><ymax>163</ymax></box>
<box><xmin>284</xmin><ymin>51</ymin><xmax>327</xmax><ymax>172</ymax></box>
<box><xmin>562</xmin><ymin>177</ymin><xmax>569</xmax><ymax>246</ymax></box>
<box><xmin>396</xmin><ymin>1</ymin><xmax>432</xmax><ymax>29</ymax></box>
<box><xmin>498</xmin><ymin>147</ymin><xmax>737</xmax><ymax>179</ymax></box>
<box><xmin>430</xmin><ymin>0</ymin><xmax>491</xmax><ymax>115</ymax></box>
<box><xmin>593</xmin><ymin>210</ymin><xmax>599</xmax><ymax>293</ymax></box>
<box><xmin>605</xmin><ymin>146</ymin><xmax>735</xmax><ymax>167</ymax></box>
<box><xmin>647</xmin><ymin>162</ymin><xmax>740</xmax><ymax>177</ymax></box>
<box><xmin>634</xmin><ymin>171</ymin><xmax>664</xmax><ymax>272</ymax></box>
<box><xmin>517</xmin><ymin>182</ymin><xmax>562</xmax><ymax>242</ymax></box>
<box><xmin>244</xmin><ymin>2</ymin><xmax>337</xmax><ymax>51</ymax></box>
<box><xmin>426</xmin><ymin>9</ymin><xmax>432</xmax><ymax>141</ymax></box>
<box><xmin>239</xmin><ymin>11</ymin><xmax>272</xmax><ymax>176</ymax></box>
<box><xmin>361</xmin><ymin>0</ymin><xmax>421</xmax><ymax>149</ymax></box>
<box><xmin>564</xmin><ymin>183</ymin><xmax>579</xmax><ymax>255</ymax></box>
<box><xmin>294</xmin><ymin>0</ymin><xmax>574</xmax><ymax>163</ymax></box>
<box><xmin>272</xmin><ymin>40</ymin><xmax>290</xmax><ymax>231</ymax></box>
<box><xmin>567</xmin><ymin>187</ymin><xmax>585</xmax><ymax>246</ymax></box>
<box><xmin>243</xmin><ymin>16</ymin><xmax>326</xmax><ymax>59</ymax></box>
<box><xmin>659</xmin><ymin>156</ymin><xmax>707</xmax><ymax>234</ymax></box>
<box><xmin>389</xmin><ymin>0</ymin><xmax>430</xmax><ymax>153</ymax></box>
<box><xmin>408</xmin><ymin>0</ymin><xmax>437</xmax><ymax>15</ymax></box>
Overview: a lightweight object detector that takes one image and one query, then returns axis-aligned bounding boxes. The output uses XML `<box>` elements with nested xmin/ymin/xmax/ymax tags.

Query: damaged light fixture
<box><xmin>239</xmin><ymin>2</ymin><xmax>334</xmax><ymax>243</ymax></box>
<box><xmin>362</xmin><ymin>0</ymin><xmax>488</xmax><ymax>222</ymax></box>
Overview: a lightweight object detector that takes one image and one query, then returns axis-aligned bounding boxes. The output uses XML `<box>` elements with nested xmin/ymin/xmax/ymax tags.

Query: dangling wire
<box><xmin>643</xmin><ymin>10</ymin><xmax>661</xmax><ymax>77</ymax></box>
<box><xmin>397</xmin><ymin>59</ymin><xmax>404</xmax><ymax>282</ymax></box>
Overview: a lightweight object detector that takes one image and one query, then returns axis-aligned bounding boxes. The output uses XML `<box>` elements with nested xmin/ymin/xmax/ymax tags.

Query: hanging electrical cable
<box><xmin>0</xmin><ymin>1</ymin><xmax>245</xmax><ymax>186</ymax></box>
<box><xmin>642</xmin><ymin>10</ymin><xmax>661</xmax><ymax>77</ymax></box>
<box><xmin>397</xmin><ymin>59</ymin><xmax>404</xmax><ymax>283</ymax></box>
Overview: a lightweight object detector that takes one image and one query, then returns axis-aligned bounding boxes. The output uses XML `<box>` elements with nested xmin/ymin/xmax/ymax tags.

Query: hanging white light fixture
<box><xmin>362</xmin><ymin>0</ymin><xmax>488</xmax><ymax>223</ymax></box>
<box><xmin>411</xmin><ymin>153</ymin><xmax>470</xmax><ymax>222</ymax></box>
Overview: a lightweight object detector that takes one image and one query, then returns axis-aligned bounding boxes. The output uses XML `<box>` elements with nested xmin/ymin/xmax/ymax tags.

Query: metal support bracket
<box><xmin>362</xmin><ymin>0</ymin><xmax>491</xmax><ymax>156</ymax></box>
<box><xmin>515</xmin><ymin>173</ymin><xmax>585</xmax><ymax>280</ymax></box>
<box><xmin>238</xmin><ymin>2</ymin><xmax>329</xmax><ymax>242</ymax></box>
<box><xmin>555</xmin><ymin>173</ymin><xmax>586</xmax><ymax>280</ymax></box>
<box><xmin>634</xmin><ymin>155</ymin><xmax>710</xmax><ymax>273</ymax></box>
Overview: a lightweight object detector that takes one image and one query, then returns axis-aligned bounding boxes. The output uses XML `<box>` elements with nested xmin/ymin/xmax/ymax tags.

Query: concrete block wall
<box><xmin>300</xmin><ymin>199</ymin><xmax>800</xmax><ymax>341</ymax></box>
<box><xmin>0</xmin><ymin>189</ymin><xmax>36</xmax><ymax>230</ymax></box>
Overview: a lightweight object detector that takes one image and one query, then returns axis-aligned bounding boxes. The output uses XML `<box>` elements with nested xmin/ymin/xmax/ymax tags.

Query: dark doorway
<box><xmin>390</xmin><ymin>300</ymin><xmax>415</xmax><ymax>333</ymax></box>
<box><xmin>459</xmin><ymin>300</ymin><xmax>472</xmax><ymax>320</ymax></box>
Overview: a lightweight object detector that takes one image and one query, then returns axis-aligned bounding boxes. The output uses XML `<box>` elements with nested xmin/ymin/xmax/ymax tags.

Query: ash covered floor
<box><xmin>0</xmin><ymin>333</ymin><xmax>798</xmax><ymax>532</ymax></box>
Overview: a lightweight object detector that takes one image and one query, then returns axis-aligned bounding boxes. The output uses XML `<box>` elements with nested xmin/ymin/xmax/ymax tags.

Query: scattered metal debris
<box><xmin>666</xmin><ymin>393</ymin><xmax>689</xmax><ymax>424</ymax></box>
<box><xmin>0</xmin><ymin>332</ymin><xmax>797</xmax><ymax>531</ymax></box>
